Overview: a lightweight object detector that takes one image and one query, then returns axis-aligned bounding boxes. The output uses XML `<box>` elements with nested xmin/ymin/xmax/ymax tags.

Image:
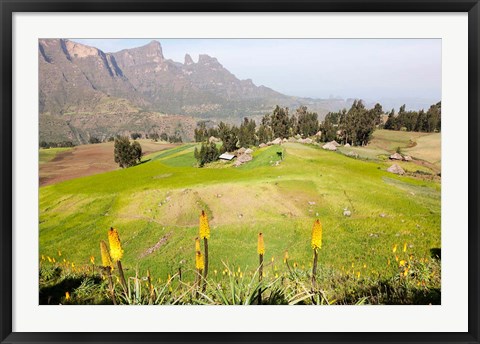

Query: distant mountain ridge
<box><xmin>39</xmin><ymin>39</ymin><xmax>340</xmax><ymax>119</ymax></box>
<box><xmin>38</xmin><ymin>39</ymin><xmax>436</xmax><ymax>144</ymax></box>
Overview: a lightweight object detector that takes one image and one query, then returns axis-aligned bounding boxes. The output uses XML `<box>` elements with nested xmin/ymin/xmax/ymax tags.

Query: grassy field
<box><xmin>39</xmin><ymin>131</ymin><xmax>441</xmax><ymax>304</ymax></box>
<box><xmin>337</xmin><ymin>130</ymin><xmax>441</xmax><ymax>173</ymax></box>
<box><xmin>402</xmin><ymin>134</ymin><xmax>441</xmax><ymax>167</ymax></box>
<box><xmin>39</xmin><ymin>140</ymin><xmax>177</xmax><ymax>186</ymax></box>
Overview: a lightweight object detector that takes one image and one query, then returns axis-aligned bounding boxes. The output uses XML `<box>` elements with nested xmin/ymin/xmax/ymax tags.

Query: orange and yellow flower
<box><xmin>283</xmin><ymin>250</ymin><xmax>289</xmax><ymax>263</ymax></box>
<box><xmin>195</xmin><ymin>237</ymin><xmax>201</xmax><ymax>252</ymax></box>
<box><xmin>199</xmin><ymin>210</ymin><xmax>210</xmax><ymax>239</ymax></box>
<box><xmin>195</xmin><ymin>251</ymin><xmax>204</xmax><ymax>270</ymax></box>
<box><xmin>108</xmin><ymin>227</ymin><xmax>124</xmax><ymax>262</ymax></box>
<box><xmin>100</xmin><ymin>240</ymin><xmax>113</xmax><ymax>268</ymax></box>
<box><xmin>311</xmin><ymin>219</ymin><xmax>322</xmax><ymax>250</ymax></box>
<box><xmin>257</xmin><ymin>233</ymin><xmax>265</xmax><ymax>255</ymax></box>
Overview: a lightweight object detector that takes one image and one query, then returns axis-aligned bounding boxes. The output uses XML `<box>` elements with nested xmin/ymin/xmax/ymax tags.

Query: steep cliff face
<box><xmin>39</xmin><ymin>39</ymin><xmax>349</xmax><ymax>143</ymax></box>
<box><xmin>39</xmin><ymin>39</ymin><xmax>144</xmax><ymax>116</ymax></box>
<box><xmin>39</xmin><ymin>39</ymin><xmax>297</xmax><ymax>117</ymax></box>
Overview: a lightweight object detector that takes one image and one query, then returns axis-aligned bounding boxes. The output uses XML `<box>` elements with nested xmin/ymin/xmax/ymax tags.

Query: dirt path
<box><xmin>39</xmin><ymin>141</ymin><xmax>177</xmax><ymax>186</ymax></box>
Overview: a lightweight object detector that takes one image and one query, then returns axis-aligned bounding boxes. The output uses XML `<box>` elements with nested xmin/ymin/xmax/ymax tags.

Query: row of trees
<box><xmin>259</xmin><ymin>105</ymin><xmax>319</xmax><ymax>140</ymax></box>
<box><xmin>320</xmin><ymin>101</ymin><xmax>382</xmax><ymax>146</ymax></box>
<box><xmin>194</xmin><ymin>106</ymin><xmax>320</xmax><ymax>153</ymax></box>
<box><xmin>39</xmin><ymin>140</ymin><xmax>75</xmax><ymax>148</ymax></box>
<box><xmin>384</xmin><ymin>102</ymin><xmax>441</xmax><ymax>132</ymax></box>
<box><xmin>149</xmin><ymin>132</ymin><xmax>183</xmax><ymax>143</ymax></box>
<box><xmin>320</xmin><ymin>100</ymin><xmax>441</xmax><ymax>146</ymax></box>
<box><xmin>40</xmin><ymin>130</ymin><xmax>184</xmax><ymax>149</ymax></box>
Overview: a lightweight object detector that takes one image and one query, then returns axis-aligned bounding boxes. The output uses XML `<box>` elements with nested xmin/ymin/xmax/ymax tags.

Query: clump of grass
<box><xmin>39</xmin><ymin>252</ymin><xmax>440</xmax><ymax>305</ymax></box>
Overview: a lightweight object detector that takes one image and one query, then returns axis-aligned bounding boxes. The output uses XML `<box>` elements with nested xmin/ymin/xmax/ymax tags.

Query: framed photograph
<box><xmin>1</xmin><ymin>0</ymin><xmax>479</xmax><ymax>343</ymax></box>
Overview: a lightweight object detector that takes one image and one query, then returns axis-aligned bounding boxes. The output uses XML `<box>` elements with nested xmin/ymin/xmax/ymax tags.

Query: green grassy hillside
<box><xmin>39</xmin><ymin>140</ymin><xmax>441</xmax><ymax>295</ymax></box>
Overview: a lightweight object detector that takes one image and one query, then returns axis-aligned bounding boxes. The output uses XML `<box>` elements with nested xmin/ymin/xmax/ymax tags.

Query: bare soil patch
<box><xmin>139</xmin><ymin>233</ymin><xmax>172</xmax><ymax>258</ymax></box>
<box><xmin>39</xmin><ymin>141</ymin><xmax>177</xmax><ymax>186</ymax></box>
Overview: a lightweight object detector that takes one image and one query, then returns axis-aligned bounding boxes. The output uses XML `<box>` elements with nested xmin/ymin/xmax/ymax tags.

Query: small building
<box><xmin>219</xmin><ymin>153</ymin><xmax>236</xmax><ymax>161</ymax></box>
<box><xmin>322</xmin><ymin>142</ymin><xmax>337</xmax><ymax>151</ymax></box>
<box><xmin>389</xmin><ymin>152</ymin><xmax>403</xmax><ymax>160</ymax></box>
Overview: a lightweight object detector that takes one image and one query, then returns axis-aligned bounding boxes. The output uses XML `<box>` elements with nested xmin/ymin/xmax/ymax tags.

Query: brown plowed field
<box><xmin>39</xmin><ymin>141</ymin><xmax>177</xmax><ymax>186</ymax></box>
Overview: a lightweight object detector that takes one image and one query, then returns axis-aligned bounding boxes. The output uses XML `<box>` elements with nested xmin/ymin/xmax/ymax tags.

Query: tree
<box><xmin>131</xmin><ymin>141</ymin><xmax>142</xmax><ymax>163</ymax></box>
<box><xmin>168</xmin><ymin>135</ymin><xmax>183</xmax><ymax>143</ymax></box>
<box><xmin>371</xmin><ymin>103</ymin><xmax>383</xmax><ymax>126</ymax></box>
<box><xmin>238</xmin><ymin>117</ymin><xmax>257</xmax><ymax>147</ymax></box>
<box><xmin>296</xmin><ymin>106</ymin><xmax>319</xmax><ymax>138</ymax></box>
<box><xmin>217</xmin><ymin>121</ymin><xmax>238</xmax><ymax>153</ymax></box>
<box><xmin>89</xmin><ymin>137</ymin><xmax>101</xmax><ymax>144</ymax></box>
<box><xmin>207</xmin><ymin>127</ymin><xmax>219</xmax><ymax>138</ymax></box>
<box><xmin>384</xmin><ymin>109</ymin><xmax>396</xmax><ymax>130</ymax></box>
<box><xmin>435</xmin><ymin>102</ymin><xmax>441</xmax><ymax>132</ymax></box>
<box><xmin>270</xmin><ymin>106</ymin><xmax>290</xmax><ymax>139</ymax></box>
<box><xmin>150</xmin><ymin>133</ymin><xmax>160</xmax><ymax>142</ymax></box>
<box><xmin>131</xmin><ymin>132</ymin><xmax>142</xmax><ymax>140</ymax></box>
<box><xmin>194</xmin><ymin>122</ymin><xmax>208</xmax><ymax>142</ymax></box>
<box><xmin>320</xmin><ymin>116</ymin><xmax>337</xmax><ymax>142</ymax></box>
<box><xmin>426</xmin><ymin>102</ymin><xmax>441</xmax><ymax>132</ymax></box>
<box><xmin>195</xmin><ymin>142</ymin><xmax>220</xmax><ymax>167</ymax></box>
<box><xmin>257</xmin><ymin>124</ymin><xmax>273</xmax><ymax>144</ymax></box>
<box><xmin>415</xmin><ymin>110</ymin><xmax>427</xmax><ymax>132</ymax></box>
<box><xmin>114</xmin><ymin>136</ymin><xmax>141</xmax><ymax>168</ymax></box>
<box><xmin>334</xmin><ymin>100</ymin><xmax>377</xmax><ymax>146</ymax></box>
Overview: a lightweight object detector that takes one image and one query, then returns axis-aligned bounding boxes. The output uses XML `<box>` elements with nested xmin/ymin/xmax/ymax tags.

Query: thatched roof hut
<box><xmin>387</xmin><ymin>164</ymin><xmax>405</xmax><ymax>175</ymax></box>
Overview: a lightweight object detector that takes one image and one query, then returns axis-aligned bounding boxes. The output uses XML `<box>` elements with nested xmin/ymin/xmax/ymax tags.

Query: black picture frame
<box><xmin>1</xmin><ymin>1</ymin><xmax>479</xmax><ymax>343</ymax></box>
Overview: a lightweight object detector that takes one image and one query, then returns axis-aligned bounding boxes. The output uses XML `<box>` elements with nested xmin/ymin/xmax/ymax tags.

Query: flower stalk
<box><xmin>100</xmin><ymin>240</ymin><xmax>117</xmax><ymax>305</ymax></box>
<box><xmin>311</xmin><ymin>219</ymin><xmax>323</xmax><ymax>287</ymax></box>
<box><xmin>199</xmin><ymin>211</ymin><xmax>210</xmax><ymax>291</ymax></box>
<box><xmin>147</xmin><ymin>269</ymin><xmax>155</xmax><ymax>304</ymax></box>
<box><xmin>108</xmin><ymin>227</ymin><xmax>128</xmax><ymax>297</ymax></box>
<box><xmin>257</xmin><ymin>232</ymin><xmax>265</xmax><ymax>305</ymax></box>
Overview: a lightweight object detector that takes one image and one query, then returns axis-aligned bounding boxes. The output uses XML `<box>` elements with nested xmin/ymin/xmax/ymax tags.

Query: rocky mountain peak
<box><xmin>63</xmin><ymin>39</ymin><xmax>100</xmax><ymax>59</ymax></box>
<box><xmin>198</xmin><ymin>54</ymin><xmax>221</xmax><ymax>66</ymax></box>
<box><xmin>184</xmin><ymin>53</ymin><xmax>194</xmax><ymax>65</ymax></box>
<box><xmin>143</xmin><ymin>40</ymin><xmax>164</xmax><ymax>60</ymax></box>
<box><xmin>40</xmin><ymin>38</ymin><xmax>341</xmax><ymax>145</ymax></box>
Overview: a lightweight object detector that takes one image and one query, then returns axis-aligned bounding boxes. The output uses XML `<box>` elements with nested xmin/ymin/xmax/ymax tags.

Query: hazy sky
<box><xmin>73</xmin><ymin>38</ymin><xmax>441</xmax><ymax>102</ymax></box>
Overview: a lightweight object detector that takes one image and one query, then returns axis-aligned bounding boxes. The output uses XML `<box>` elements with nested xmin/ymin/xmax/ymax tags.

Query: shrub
<box><xmin>89</xmin><ymin>137</ymin><xmax>101</xmax><ymax>144</ymax></box>
<box><xmin>150</xmin><ymin>133</ymin><xmax>160</xmax><ymax>142</ymax></box>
